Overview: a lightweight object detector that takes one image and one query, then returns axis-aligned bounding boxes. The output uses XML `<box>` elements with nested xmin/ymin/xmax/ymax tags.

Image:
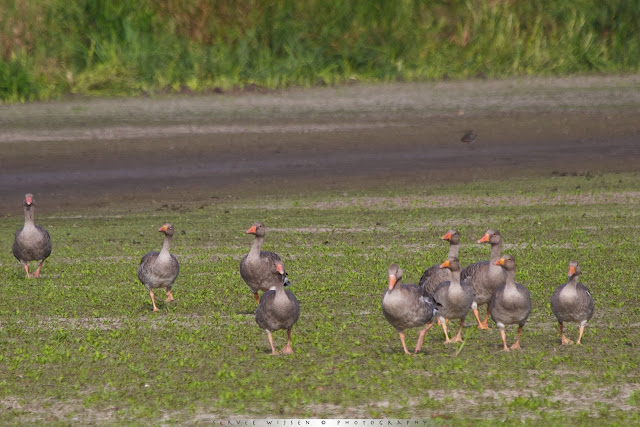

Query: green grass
<box><xmin>2</xmin><ymin>0</ymin><xmax>640</xmax><ymax>102</ymax></box>
<box><xmin>1</xmin><ymin>172</ymin><xmax>640</xmax><ymax>423</ymax></box>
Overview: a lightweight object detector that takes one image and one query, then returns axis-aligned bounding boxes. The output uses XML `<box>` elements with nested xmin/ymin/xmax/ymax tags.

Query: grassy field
<box><xmin>1</xmin><ymin>172</ymin><xmax>639</xmax><ymax>423</ymax></box>
<box><xmin>2</xmin><ymin>1</ymin><xmax>640</xmax><ymax>102</ymax></box>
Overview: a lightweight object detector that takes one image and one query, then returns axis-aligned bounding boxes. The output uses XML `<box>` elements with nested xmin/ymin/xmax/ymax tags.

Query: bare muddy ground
<box><xmin>1</xmin><ymin>75</ymin><xmax>639</xmax><ymax>213</ymax></box>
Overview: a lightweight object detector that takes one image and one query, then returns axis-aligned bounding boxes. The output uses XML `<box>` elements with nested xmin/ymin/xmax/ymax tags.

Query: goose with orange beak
<box><xmin>550</xmin><ymin>261</ymin><xmax>594</xmax><ymax>345</ymax></box>
<box><xmin>460</xmin><ymin>229</ymin><xmax>506</xmax><ymax>329</ymax></box>
<box><xmin>419</xmin><ymin>229</ymin><xmax>461</xmax><ymax>298</ymax></box>
<box><xmin>432</xmin><ymin>257</ymin><xmax>475</xmax><ymax>343</ymax></box>
<box><xmin>489</xmin><ymin>255</ymin><xmax>531</xmax><ymax>351</ymax></box>
<box><xmin>137</xmin><ymin>224</ymin><xmax>180</xmax><ymax>312</ymax></box>
<box><xmin>382</xmin><ymin>264</ymin><xmax>435</xmax><ymax>354</ymax></box>
<box><xmin>13</xmin><ymin>193</ymin><xmax>52</xmax><ymax>278</ymax></box>
<box><xmin>255</xmin><ymin>260</ymin><xmax>300</xmax><ymax>355</ymax></box>
<box><xmin>240</xmin><ymin>222</ymin><xmax>289</xmax><ymax>305</ymax></box>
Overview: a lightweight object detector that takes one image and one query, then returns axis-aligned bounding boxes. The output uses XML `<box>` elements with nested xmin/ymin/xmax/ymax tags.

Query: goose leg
<box><xmin>149</xmin><ymin>291</ymin><xmax>159</xmax><ymax>312</ymax></box>
<box><xmin>473</xmin><ymin>307</ymin><xmax>489</xmax><ymax>330</ymax></box>
<box><xmin>33</xmin><ymin>261</ymin><xmax>45</xmax><ymax>278</ymax></box>
<box><xmin>279</xmin><ymin>328</ymin><xmax>294</xmax><ymax>354</ymax></box>
<box><xmin>510</xmin><ymin>325</ymin><xmax>523</xmax><ymax>350</ymax></box>
<box><xmin>480</xmin><ymin>306</ymin><xmax>491</xmax><ymax>329</ymax></box>
<box><xmin>23</xmin><ymin>264</ymin><xmax>31</xmax><ymax>278</ymax></box>
<box><xmin>560</xmin><ymin>322</ymin><xmax>574</xmax><ymax>345</ymax></box>
<box><xmin>499</xmin><ymin>328</ymin><xmax>509</xmax><ymax>351</ymax></box>
<box><xmin>165</xmin><ymin>289</ymin><xmax>174</xmax><ymax>303</ymax></box>
<box><xmin>398</xmin><ymin>331</ymin><xmax>410</xmax><ymax>354</ymax></box>
<box><xmin>253</xmin><ymin>292</ymin><xmax>260</xmax><ymax>305</ymax></box>
<box><xmin>452</xmin><ymin>319</ymin><xmax>465</xmax><ymax>343</ymax></box>
<box><xmin>576</xmin><ymin>323</ymin><xmax>586</xmax><ymax>345</ymax></box>
<box><xmin>265</xmin><ymin>330</ymin><xmax>277</xmax><ymax>355</ymax></box>
<box><xmin>440</xmin><ymin>316</ymin><xmax>452</xmax><ymax>343</ymax></box>
<box><xmin>414</xmin><ymin>322</ymin><xmax>434</xmax><ymax>353</ymax></box>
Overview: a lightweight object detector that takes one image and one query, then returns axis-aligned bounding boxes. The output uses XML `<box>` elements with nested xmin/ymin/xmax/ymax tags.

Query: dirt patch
<box><xmin>1</xmin><ymin>76</ymin><xmax>639</xmax><ymax>215</ymax></box>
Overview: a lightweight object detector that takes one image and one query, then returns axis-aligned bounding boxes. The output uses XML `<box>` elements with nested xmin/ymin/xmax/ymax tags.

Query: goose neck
<box><xmin>504</xmin><ymin>269</ymin><xmax>516</xmax><ymax>288</ymax></box>
<box><xmin>160</xmin><ymin>234</ymin><xmax>172</xmax><ymax>254</ymax></box>
<box><xmin>249</xmin><ymin>235</ymin><xmax>264</xmax><ymax>256</ymax></box>
<box><xmin>489</xmin><ymin>241</ymin><xmax>502</xmax><ymax>263</ymax></box>
<box><xmin>448</xmin><ymin>243</ymin><xmax>460</xmax><ymax>259</ymax></box>
<box><xmin>567</xmin><ymin>275</ymin><xmax>579</xmax><ymax>289</ymax></box>
<box><xmin>24</xmin><ymin>205</ymin><xmax>34</xmax><ymax>225</ymax></box>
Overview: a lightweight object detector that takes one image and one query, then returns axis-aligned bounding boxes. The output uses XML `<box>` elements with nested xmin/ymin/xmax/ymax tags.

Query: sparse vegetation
<box><xmin>1</xmin><ymin>172</ymin><xmax>639</xmax><ymax>423</ymax></box>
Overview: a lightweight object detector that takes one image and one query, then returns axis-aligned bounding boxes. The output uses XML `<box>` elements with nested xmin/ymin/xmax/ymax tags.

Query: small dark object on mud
<box><xmin>461</xmin><ymin>130</ymin><xmax>477</xmax><ymax>144</ymax></box>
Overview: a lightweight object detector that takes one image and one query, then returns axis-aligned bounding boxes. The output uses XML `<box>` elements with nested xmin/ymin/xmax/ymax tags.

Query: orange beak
<box><xmin>25</xmin><ymin>196</ymin><xmax>33</xmax><ymax>205</ymax></box>
<box><xmin>276</xmin><ymin>263</ymin><xmax>285</xmax><ymax>275</ymax></box>
<box><xmin>441</xmin><ymin>232</ymin><xmax>452</xmax><ymax>241</ymax></box>
<box><xmin>478</xmin><ymin>233</ymin><xmax>490</xmax><ymax>243</ymax></box>
<box><xmin>158</xmin><ymin>225</ymin><xmax>168</xmax><ymax>232</ymax></box>
<box><xmin>568</xmin><ymin>266</ymin><xmax>576</xmax><ymax>276</ymax></box>
<box><xmin>246</xmin><ymin>225</ymin><xmax>257</xmax><ymax>234</ymax></box>
<box><xmin>439</xmin><ymin>260</ymin><xmax>450</xmax><ymax>269</ymax></box>
<box><xmin>494</xmin><ymin>258</ymin><xmax>505</xmax><ymax>266</ymax></box>
<box><xmin>388</xmin><ymin>275</ymin><xmax>397</xmax><ymax>291</ymax></box>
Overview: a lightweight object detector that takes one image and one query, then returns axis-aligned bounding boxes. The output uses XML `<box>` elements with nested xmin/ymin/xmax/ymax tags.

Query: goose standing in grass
<box><xmin>13</xmin><ymin>193</ymin><xmax>52</xmax><ymax>278</ymax></box>
<box><xmin>432</xmin><ymin>257</ymin><xmax>475</xmax><ymax>343</ymax></box>
<box><xmin>240</xmin><ymin>222</ymin><xmax>289</xmax><ymax>304</ymax></box>
<box><xmin>550</xmin><ymin>261</ymin><xmax>594</xmax><ymax>345</ymax></box>
<box><xmin>382</xmin><ymin>264</ymin><xmax>435</xmax><ymax>354</ymax></box>
<box><xmin>419</xmin><ymin>229</ymin><xmax>461</xmax><ymax>298</ymax></box>
<box><xmin>137</xmin><ymin>224</ymin><xmax>179</xmax><ymax>312</ymax></box>
<box><xmin>255</xmin><ymin>260</ymin><xmax>300</xmax><ymax>355</ymax></box>
<box><xmin>461</xmin><ymin>229</ymin><xmax>506</xmax><ymax>329</ymax></box>
<box><xmin>489</xmin><ymin>255</ymin><xmax>532</xmax><ymax>351</ymax></box>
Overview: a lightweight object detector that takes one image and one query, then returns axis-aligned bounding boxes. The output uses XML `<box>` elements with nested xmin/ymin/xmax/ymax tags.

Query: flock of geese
<box><xmin>12</xmin><ymin>193</ymin><xmax>594</xmax><ymax>354</ymax></box>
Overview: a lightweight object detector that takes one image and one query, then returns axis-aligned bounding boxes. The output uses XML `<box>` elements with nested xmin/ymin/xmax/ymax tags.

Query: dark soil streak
<box><xmin>1</xmin><ymin>78</ymin><xmax>639</xmax><ymax>213</ymax></box>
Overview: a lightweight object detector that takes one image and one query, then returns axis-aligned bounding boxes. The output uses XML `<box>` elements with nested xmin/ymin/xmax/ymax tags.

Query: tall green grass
<box><xmin>1</xmin><ymin>0</ymin><xmax>639</xmax><ymax>102</ymax></box>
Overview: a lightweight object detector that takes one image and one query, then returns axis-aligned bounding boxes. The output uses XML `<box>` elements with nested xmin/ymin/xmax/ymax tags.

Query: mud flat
<box><xmin>1</xmin><ymin>75</ymin><xmax>639</xmax><ymax>213</ymax></box>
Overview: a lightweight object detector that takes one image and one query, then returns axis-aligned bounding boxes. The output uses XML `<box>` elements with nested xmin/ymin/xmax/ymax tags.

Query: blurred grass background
<box><xmin>1</xmin><ymin>0</ymin><xmax>639</xmax><ymax>102</ymax></box>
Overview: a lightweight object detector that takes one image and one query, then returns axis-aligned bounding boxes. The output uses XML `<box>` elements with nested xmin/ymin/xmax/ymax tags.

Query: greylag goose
<box><xmin>460</xmin><ymin>229</ymin><xmax>506</xmax><ymax>329</ymax></box>
<box><xmin>382</xmin><ymin>264</ymin><xmax>435</xmax><ymax>354</ymax></box>
<box><xmin>13</xmin><ymin>193</ymin><xmax>52</xmax><ymax>278</ymax></box>
<box><xmin>489</xmin><ymin>255</ymin><xmax>532</xmax><ymax>351</ymax></box>
<box><xmin>432</xmin><ymin>257</ymin><xmax>475</xmax><ymax>343</ymax></box>
<box><xmin>255</xmin><ymin>260</ymin><xmax>300</xmax><ymax>355</ymax></box>
<box><xmin>550</xmin><ymin>261</ymin><xmax>594</xmax><ymax>345</ymax></box>
<box><xmin>419</xmin><ymin>229</ymin><xmax>461</xmax><ymax>297</ymax></box>
<box><xmin>137</xmin><ymin>224</ymin><xmax>180</xmax><ymax>312</ymax></box>
<box><xmin>240</xmin><ymin>222</ymin><xmax>289</xmax><ymax>305</ymax></box>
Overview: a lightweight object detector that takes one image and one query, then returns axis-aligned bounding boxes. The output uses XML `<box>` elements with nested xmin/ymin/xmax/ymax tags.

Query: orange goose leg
<box><xmin>165</xmin><ymin>290</ymin><xmax>174</xmax><ymax>303</ymax></box>
<box><xmin>149</xmin><ymin>291</ymin><xmax>159</xmax><ymax>312</ymax></box>
<box><xmin>440</xmin><ymin>317</ymin><xmax>452</xmax><ymax>343</ymax></box>
<box><xmin>480</xmin><ymin>306</ymin><xmax>491</xmax><ymax>329</ymax></box>
<box><xmin>560</xmin><ymin>322</ymin><xmax>574</xmax><ymax>345</ymax></box>
<box><xmin>473</xmin><ymin>307</ymin><xmax>490</xmax><ymax>330</ymax></box>
<box><xmin>510</xmin><ymin>325</ymin><xmax>523</xmax><ymax>350</ymax></box>
<box><xmin>265</xmin><ymin>330</ymin><xmax>277</xmax><ymax>355</ymax></box>
<box><xmin>415</xmin><ymin>322</ymin><xmax>434</xmax><ymax>353</ymax></box>
<box><xmin>499</xmin><ymin>328</ymin><xmax>510</xmax><ymax>351</ymax></box>
<box><xmin>33</xmin><ymin>261</ymin><xmax>45</xmax><ymax>278</ymax></box>
<box><xmin>576</xmin><ymin>324</ymin><xmax>586</xmax><ymax>345</ymax></box>
<box><xmin>253</xmin><ymin>292</ymin><xmax>260</xmax><ymax>305</ymax></box>
<box><xmin>398</xmin><ymin>332</ymin><xmax>411</xmax><ymax>354</ymax></box>
<box><xmin>23</xmin><ymin>264</ymin><xmax>31</xmax><ymax>278</ymax></box>
<box><xmin>279</xmin><ymin>328</ymin><xmax>294</xmax><ymax>354</ymax></box>
<box><xmin>452</xmin><ymin>319</ymin><xmax>465</xmax><ymax>343</ymax></box>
